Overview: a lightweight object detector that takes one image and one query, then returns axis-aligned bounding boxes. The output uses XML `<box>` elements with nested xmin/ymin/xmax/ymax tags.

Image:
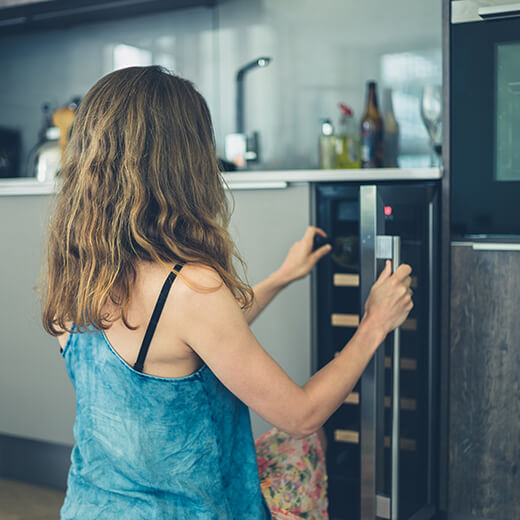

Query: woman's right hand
<box><xmin>361</xmin><ymin>260</ymin><xmax>413</xmax><ymax>339</ymax></box>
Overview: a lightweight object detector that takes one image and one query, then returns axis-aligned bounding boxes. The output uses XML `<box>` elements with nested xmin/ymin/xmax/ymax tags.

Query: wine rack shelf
<box><xmin>335</xmin><ymin>352</ymin><xmax>417</xmax><ymax>371</ymax></box>
<box><xmin>331</xmin><ymin>313</ymin><xmax>360</xmax><ymax>327</ymax></box>
<box><xmin>343</xmin><ymin>392</ymin><xmax>417</xmax><ymax>411</ymax></box>
<box><xmin>344</xmin><ymin>392</ymin><xmax>360</xmax><ymax>405</ymax></box>
<box><xmin>384</xmin><ymin>356</ymin><xmax>417</xmax><ymax>371</ymax></box>
<box><xmin>332</xmin><ymin>274</ymin><xmax>417</xmax><ymax>289</ymax></box>
<box><xmin>334</xmin><ymin>429</ymin><xmax>417</xmax><ymax>451</ymax></box>
<box><xmin>330</xmin><ymin>314</ymin><xmax>416</xmax><ymax>331</ymax></box>
<box><xmin>401</xmin><ymin>318</ymin><xmax>417</xmax><ymax>331</ymax></box>
<box><xmin>334</xmin><ymin>429</ymin><xmax>359</xmax><ymax>444</ymax></box>
<box><xmin>333</xmin><ymin>273</ymin><xmax>360</xmax><ymax>287</ymax></box>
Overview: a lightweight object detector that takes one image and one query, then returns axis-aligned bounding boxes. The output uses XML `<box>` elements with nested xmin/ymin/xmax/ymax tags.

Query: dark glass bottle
<box><xmin>360</xmin><ymin>81</ymin><xmax>384</xmax><ymax>168</ymax></box>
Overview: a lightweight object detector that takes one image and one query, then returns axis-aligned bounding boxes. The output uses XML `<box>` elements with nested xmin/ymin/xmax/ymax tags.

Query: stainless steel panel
<box><xmin>376</xmin><ymin>494</ymin><xmax>391</xmax><ymax>519</ymax></box>
<box><xmin>360</xmin><ymin>185</ymin><xmax>379</xmax><ymax>519</ymax></box>
<box><xmin>360</xmin><ymin>185</ymin><xmax>385</xmax><ymax>520</ymax></box>
<box><xmin>478</xmin><ymin>2</ymin><xmax>520</xmax><ymax>18</ymax></box>
<box><xmin>225</xmin><ymin>180</ymin><xmax>288</xmax><ymax>190</ymax></box>
<box><xmin>452</xmin><ymin>0</ymin><xmax>520</xmax><ymax>23</ymax></box>
<box><xmin>451</xmin><ymin>241</ymin><xmax>520</xmax><ymax>250</ymax></box>
<box><xmin>376</xmin><ymin>235</ymin><xmax>402</xmax><ymax>520</ymax></box>
<box><xmin>391</xmin><ymin>237</ymin><xmax>401</xmax><ymax>520</ymax></box>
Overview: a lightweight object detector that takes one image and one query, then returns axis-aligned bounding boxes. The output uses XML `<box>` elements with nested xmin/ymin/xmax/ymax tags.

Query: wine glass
<box><xmin>420</xmin><ymin>85</ymin><xmax>442</xmax><ymax>166</ymax></box>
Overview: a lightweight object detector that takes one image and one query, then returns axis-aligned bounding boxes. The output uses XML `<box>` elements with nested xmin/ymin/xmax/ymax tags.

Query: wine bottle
<box><xmin>383</xmin><ymin>88</ymin><xmax>399</xmax><ymax>167</ymax></box>
<box><xmin>360</xmin><ymin>81</ymin><xmax>384</xmax><ymax>168</ymax></box>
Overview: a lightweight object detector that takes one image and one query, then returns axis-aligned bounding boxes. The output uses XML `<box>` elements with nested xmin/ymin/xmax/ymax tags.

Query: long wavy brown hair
<box><xmin>41</xmin><ymin>66</ymin><xmax>252</xmax><ymax>336</ymax></box>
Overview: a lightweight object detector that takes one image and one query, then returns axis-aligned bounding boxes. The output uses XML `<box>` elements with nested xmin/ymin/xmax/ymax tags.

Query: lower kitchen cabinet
<box><xmin>449</xmin><ymin>243</ymin><xmax>520</xmax><ymax>519</ymax></box>
<box><xmin>0</xmin><ymin>182</ymin><xmax>312</xmax><ymax>486</ymax></box>
<box><xmin>227</xmin><ymin>182</ymin><xmax>312</xmax><ymax>438</ymax></box>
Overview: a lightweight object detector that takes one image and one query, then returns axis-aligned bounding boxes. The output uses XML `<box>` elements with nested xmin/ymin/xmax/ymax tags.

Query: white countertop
<box><xmin>0</xmin><ymin>167</ymin><xmax>442</xmax><ymax>196</ymax></box>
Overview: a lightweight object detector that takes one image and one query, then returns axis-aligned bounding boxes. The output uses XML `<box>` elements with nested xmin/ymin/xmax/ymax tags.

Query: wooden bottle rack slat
<box><xmin>384</xmin><ymin>356</ymin><xmax>417</xmax><ymax>371</ymax></box>
<box><xmin>333</xmin><ymin>273</ymin><xmax>360</xmax><ymax>287</ymax></box>
<box><xmin>334</xmin><ymin>429</ymin><xmax>417</xmax><ymax>451</ymax></box>
<box><xmin>332</xmin><ymin>274</ymin><xmax>417</xmax><ymax>289</ymax></box>
<box><xmin>344</xmin><ymin>392</ymin><xmax>416</xmax><ymax>411</ymax></box>
<box><xmin>331</xmin><ymin>314</ymin><xmax>415</xmax><ymax>331</ymax></box>
<box><xmin>334</xmin><ymin>429</ymin><xmax>359</xmax><ymax>444</ymax></box>
<box><xmin>331</xmin><ymin>314</ymin><xmax>360</xmax><ymax>327</ymax></box>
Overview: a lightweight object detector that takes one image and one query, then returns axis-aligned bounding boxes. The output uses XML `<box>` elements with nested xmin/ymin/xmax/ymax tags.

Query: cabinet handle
<box><xmin>225</xmin><ymin>181</ymin><xmax>288</xmax><ymax>191</ymax></box>
<box><xmin>472</xmin><ymin>242</ymin><xmax>520</xmax><ymax>252</ymax></box>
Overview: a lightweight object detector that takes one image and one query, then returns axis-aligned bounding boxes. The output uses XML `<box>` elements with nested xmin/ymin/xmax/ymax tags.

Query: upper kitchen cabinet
<box><xmin>0</xmin><ymin>0</ymin><xmax>216</xmax><ymax>34</ymax></box>
<box><xmin>0</xmin><ymin>0</ymin><xmax>441</xmax><ymax>178</ymax></box>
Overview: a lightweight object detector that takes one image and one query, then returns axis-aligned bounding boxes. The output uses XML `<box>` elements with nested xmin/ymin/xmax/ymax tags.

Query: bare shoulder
<box><xmin>177</xmin><ymin>263</ymin><xmax>224</xmax><ymax>291</ymax></box>
<box><xmin>56</xmin><ymin>321</ymin><xmax>73</xmax><ymax>350</ymax></box>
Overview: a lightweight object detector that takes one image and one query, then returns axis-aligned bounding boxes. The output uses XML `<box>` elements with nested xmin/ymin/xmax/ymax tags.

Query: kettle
<box><xmin>33</xmin><ymin>100</ymin><xmax>77</xmax><ymax>181</ymax></box>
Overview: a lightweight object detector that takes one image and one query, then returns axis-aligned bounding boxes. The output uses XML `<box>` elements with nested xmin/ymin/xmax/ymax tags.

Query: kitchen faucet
<box><xmin>225</xmin><ymin>56</ymin><xmax>271</xmax><ymax>169</ymax></box>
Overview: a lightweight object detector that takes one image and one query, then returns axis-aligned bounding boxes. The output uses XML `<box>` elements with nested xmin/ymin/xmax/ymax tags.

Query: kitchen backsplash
<box><xmin>0</xmin><ymin>0</ymin><xmax>441</xmax><ymax>174</ymax></box>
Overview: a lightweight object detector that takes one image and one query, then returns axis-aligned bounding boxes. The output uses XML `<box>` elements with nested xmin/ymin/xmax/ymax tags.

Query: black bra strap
<box><xmin>133</xmin><ymin>264</ymin><xmax>184</xmax><ymax>373</ymax></box>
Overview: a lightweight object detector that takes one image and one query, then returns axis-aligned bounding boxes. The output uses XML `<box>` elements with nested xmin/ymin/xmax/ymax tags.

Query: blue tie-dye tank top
<box><xmin>60</xmin><ymin>324</ymin><xmax>271</xmax><ymax>519</ymax></box>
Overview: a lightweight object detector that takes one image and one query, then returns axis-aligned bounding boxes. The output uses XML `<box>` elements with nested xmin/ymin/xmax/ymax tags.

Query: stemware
<box><xmin>420</xmin><ymin>85</ymin><xmax>442</xmax><ymax>166</ymax></box>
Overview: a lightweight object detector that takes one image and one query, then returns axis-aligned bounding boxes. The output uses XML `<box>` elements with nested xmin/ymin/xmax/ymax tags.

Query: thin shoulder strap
<box><xmin>133</xmin><ymin>264</ymin><xmax>184</xmax><ymax>373</ymax></box>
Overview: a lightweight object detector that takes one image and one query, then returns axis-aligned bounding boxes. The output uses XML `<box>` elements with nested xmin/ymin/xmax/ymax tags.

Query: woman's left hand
<box><xmin>275</xmin><ymin>226</ymin><xmax>332</xmax><ymax>285</ymax></box>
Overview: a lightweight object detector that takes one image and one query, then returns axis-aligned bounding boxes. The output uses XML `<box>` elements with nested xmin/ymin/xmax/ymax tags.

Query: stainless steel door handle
<box><xmin>376</xmin><ymin>235</ymin><xmax>401</xmax><ymax>520</ymax></box>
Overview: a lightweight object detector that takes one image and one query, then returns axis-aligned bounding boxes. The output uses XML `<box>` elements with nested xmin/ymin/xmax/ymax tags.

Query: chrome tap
<box><xmin>225</xmin><ymin>56</ymin><xmax>271</xmax><ymax>169</ymax></box>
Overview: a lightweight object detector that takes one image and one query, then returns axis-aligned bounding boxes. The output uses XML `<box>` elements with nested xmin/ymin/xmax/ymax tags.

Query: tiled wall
<box><xmin>0</xmin><ymin>0</ymin><xmax>441</xmax><ymax>173</ymax></box>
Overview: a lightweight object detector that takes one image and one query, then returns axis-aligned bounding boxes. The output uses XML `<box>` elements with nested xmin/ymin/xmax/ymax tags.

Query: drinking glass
<box><xmin>420</xmin><ymin>85</ymin><xmax>442</xmax><ymax>166</ymax></box>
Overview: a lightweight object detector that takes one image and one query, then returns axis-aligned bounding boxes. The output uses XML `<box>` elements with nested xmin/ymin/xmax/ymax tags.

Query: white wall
<box><xmin>0</xmin><ymin>0</ymin><xmax>441</xmax><ymax>174</ymax></box>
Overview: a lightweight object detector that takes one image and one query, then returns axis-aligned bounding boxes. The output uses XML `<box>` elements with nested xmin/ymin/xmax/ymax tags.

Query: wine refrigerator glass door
<box><xmin>359</xmin><ymin>184</ymin><xmax>439</xmax><ymax>520</ymax></box>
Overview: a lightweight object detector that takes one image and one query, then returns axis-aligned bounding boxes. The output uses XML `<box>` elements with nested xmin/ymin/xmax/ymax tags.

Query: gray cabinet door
<box><xmin>449</xmin><ymin>243</ymin><xmax>520</xmax><ymax>519</ymax></box>
<box><xmin>227</xmin><ymin>183</ymin><xmax>312</xmax><ymax>438</ymax></box>
<box><xmin>0</xmin><ymin>194</ymin><xmax>75</xmax><ymax>445</ymax></box>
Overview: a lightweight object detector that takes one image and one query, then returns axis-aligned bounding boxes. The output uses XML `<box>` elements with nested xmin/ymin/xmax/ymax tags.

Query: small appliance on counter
<box><xmin>32</xmin><ymin>98</ymin><xmax>78</xmax><ymax>182</ymax></box>
<box><xmin>0</xmin><ymin>127</ymin><xmax>21</xmax><ymax>178</ymax></box>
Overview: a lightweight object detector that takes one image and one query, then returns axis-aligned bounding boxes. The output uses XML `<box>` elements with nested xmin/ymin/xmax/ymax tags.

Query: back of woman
<box><xmin>61</xmin><ymin>322</ymin><xmax>267</xmax><ymax>519</ymax></box>
<box><xmin>42</xmin><ymin>66</ymin><xmax>413</xmax><ymax>520</ymax></box>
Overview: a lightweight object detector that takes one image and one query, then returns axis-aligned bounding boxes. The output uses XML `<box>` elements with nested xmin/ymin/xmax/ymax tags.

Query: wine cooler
<box><xmin>313</xmin><ymin>182</ymin><xmax>440</xmax><ymax>520</ymax></box>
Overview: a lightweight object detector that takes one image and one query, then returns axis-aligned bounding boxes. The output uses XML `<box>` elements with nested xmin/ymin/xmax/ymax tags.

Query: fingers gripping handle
<box><xmin>375</xmin><ymin>235</ymin><xmax>401</xmax><ymax>520</ymax></box>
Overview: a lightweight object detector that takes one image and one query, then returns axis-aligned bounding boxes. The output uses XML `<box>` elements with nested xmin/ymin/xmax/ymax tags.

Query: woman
<box><xmin>42</xmin><ymin>66</ymin><xmax>413</xmax><ymax>519</ymax></box>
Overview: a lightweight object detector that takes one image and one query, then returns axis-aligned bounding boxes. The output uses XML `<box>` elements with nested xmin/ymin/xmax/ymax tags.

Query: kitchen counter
<box><xmin>0</xmin><ymin>167</ymin><xmax>441</xmax><ymax>196</ymax></box>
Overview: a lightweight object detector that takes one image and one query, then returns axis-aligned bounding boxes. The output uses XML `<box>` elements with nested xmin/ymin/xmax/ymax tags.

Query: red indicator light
<box><xmin>384</xmin><ymin>206</ymin><xmax>392</xmax><ymax>216</ymax></box>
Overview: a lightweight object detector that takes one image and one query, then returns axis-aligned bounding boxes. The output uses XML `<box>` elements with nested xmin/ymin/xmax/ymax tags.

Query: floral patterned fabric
<box><xmin>255</xmin><ymin>428</ymin><xmax>329</xmax><ymax>520</ymax></box>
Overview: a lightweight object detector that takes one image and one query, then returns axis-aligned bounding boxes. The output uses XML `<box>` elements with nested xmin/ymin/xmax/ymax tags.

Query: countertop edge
<box><xmin>0</xmin><ymin>168</ymin><xmax>442</xmax><ymax>196</ymax></box>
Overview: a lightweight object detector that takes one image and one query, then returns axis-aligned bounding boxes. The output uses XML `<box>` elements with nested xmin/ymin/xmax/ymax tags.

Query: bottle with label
<box><xmin>360</xmin><ymin>81</ymin><xmax>384</xmax><ymax>168</ymax></box>
<box><xmin>335</xmin><ymin>103</ymin><xmax>361</xmax><ymax>169</ymax></box>
<box><xmin>318</xmin><ymin>118</ymin><xmax>336</xmax><ymax>169</ymax></box>
<box><xmin>382</xmin><ymin>88</ymin><xmax>399</xmax><ymax>167</ymax></box>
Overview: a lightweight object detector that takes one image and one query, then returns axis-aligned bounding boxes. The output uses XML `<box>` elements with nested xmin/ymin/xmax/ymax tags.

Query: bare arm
<box><xmin>243</xmin><ymin>226</ymin><xmax>332</xmax><ymax>325</ymax></box>
<box><xmin>242</xmin><ymin>271</ymin><xmax>290</xmax><ymax>325</ymax></box>
<box><xmin>175</xmin><ymin>260</ymin><xmax>412</xmax><ymax>439</ymax></box>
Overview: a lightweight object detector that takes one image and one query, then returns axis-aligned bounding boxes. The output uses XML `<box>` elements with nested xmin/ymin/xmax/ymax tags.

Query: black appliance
<box><xmin>451</xmin><ymin>1</ymin><xmax>520</xmax><ymax>238</ymax></box>
<box><xmin>0</xmin><ymin>127</ymin><xmax>21</xmax><ymax>178</ymax></box>
<box><xmin>314</xmin><ymin>181</ymin><xmax>440</xmax><ymax>520</ymax></box>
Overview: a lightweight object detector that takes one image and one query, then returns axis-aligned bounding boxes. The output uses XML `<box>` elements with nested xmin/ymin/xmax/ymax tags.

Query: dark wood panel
<box><xmin>449</xmin><ymin>244</ymin><xmax>520</xmax><ymax>518</ymax></box>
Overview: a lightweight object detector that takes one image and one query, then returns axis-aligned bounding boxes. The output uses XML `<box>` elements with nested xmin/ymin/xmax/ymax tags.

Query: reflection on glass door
<box><xmin>496</xmin><ymin>42</ymin><xmax>520</xmax><ymax>182</ymax></box>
